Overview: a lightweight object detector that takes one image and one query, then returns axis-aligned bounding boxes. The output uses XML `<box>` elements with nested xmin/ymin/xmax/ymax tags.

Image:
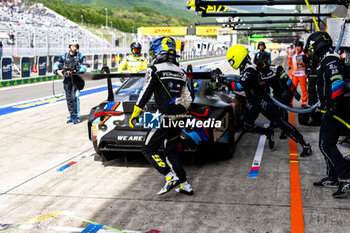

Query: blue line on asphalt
<box><xmin>56</xmin><ymin>164</ymin><xmax>72</xmax><ymax>172</ymax></box>
<box><xmin>81</xmin><ymin>224</ymin><xmax>104</xmax><ymax>233</ymax></box>
<box><xmin>0</xmin><ymin>85</ymin><xmax>119</xmax><ymax>116</ymax></box>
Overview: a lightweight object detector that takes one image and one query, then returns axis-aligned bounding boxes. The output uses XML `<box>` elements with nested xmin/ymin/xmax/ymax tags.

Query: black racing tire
<box><xmin>93</xmin><ymin>140</ymin><xmax>101</xmax><ymax>155</ymax></box>
<box><xmin>217</xmin><ymin>111</ymin><xmax>236</xmax><ymax>160</ymax></box>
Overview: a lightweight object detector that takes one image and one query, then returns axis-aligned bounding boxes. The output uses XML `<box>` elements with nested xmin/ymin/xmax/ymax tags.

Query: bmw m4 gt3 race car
<box><xmin>87</xmin><ymin>67</ymin><xmax>246</xmax><ymax>161</ymax></box>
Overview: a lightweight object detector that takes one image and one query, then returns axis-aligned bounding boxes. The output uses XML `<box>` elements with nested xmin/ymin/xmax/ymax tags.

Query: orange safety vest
<box><xmin>341</xmin><ymin>52</ymin><xmax>346</xmax><ymax>60</ymax></box>
<box><xmin>292</xmin><ymin>51</ymin><xmax>306</xmax><ymax>77</ymax></box>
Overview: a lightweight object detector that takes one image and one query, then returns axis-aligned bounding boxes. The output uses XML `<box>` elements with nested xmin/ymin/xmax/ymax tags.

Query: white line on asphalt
<box><xmin>0</xmin><ymin>82</ymin><xmax>119</xmax><ymax>109</ymax></box>
<box><xmin>248</xmin><ymin>124</ymin><xmax>269</xmax><ymax>178</ymax></box>
<box><xmin>0</xmin><ymin>88</ymin><xmax>111</xmax><ymax>119</ymax></box>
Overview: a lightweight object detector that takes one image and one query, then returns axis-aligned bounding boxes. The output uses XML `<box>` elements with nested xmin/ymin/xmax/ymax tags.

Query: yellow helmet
<box><xmin>226</xmin><ymin>45</ymin><xmax>248</xmax><ymax>70</ymax></box>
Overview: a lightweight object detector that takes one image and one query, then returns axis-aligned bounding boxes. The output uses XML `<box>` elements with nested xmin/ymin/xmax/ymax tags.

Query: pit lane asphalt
<box><xmin>0</xmin><ymin>53</ymin><xmax>349</xmax><ymax>233</ymax></box>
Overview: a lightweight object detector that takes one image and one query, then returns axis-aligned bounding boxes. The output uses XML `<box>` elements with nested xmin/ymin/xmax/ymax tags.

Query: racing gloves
<box><xmin>129</xmin><ymin>105</ymin><xmax>143</xmax><ymax>128</ymax></box>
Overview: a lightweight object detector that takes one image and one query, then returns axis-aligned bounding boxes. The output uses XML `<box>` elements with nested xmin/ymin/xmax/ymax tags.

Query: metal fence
<box><xmin>2</xmin><ymin>47</ymin><xmax>130</xmax><ymax>57</ymax></box>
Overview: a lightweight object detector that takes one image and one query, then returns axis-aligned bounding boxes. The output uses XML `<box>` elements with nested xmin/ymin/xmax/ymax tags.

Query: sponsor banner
<box><xmin>140</xmin><ymin>27</ymin><xmax>187</xmax><ymax>36</ymax></box>
<box><xmin>119</xmin><ymin>53</ymin><xmax>125</xmax><ymax>62</ymax></box>
<box><xmin>52</xmin><ymin>56</ymin><xmax>60</xmax><ymax>72</ymax></box>
<box><xmin>38</xmin><ymin>56</ymin><xmax>47</xmax><ymax>76</ymax></box>
<box><xmin>21</xmin><ymin>57</ymin><xmax>31</xmax><ymax>78</ymax></box>
<box><xmin>91</xmin><ymin>68</ymin><xmax>118</xmax><ymax>74</ymax></box>
<box><xmin>102</xmin><ymin>54</ymin><xmax>108</xmax><ymax>67</ymax></box>
<box><xmin>93</xmin><ymin>54</ymin><xmax>99</xmax><ymax>70</ymax></box>
<box><xmin>0</xmin><ymin>75</ymin><xmax>63</xmax><ymax>87</ymax></box>
<box><xmin>196</xmin><ymin>26</ymin><xmax>222</xmax><ymax>36</ymax></box>
<box><xmin>1</xmin><ymin>57</ymin><xmax>12</xmax><ymax>80</ymax></box>
<box><xmin>111</xmin><ymin>54</ymin><xmax>116</xmax><ymax>68</ymax></box>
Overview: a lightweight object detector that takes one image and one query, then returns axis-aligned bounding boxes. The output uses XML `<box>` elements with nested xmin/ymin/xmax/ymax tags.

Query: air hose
<box><xmin>269</xmin><ymin>95</ymin><xmax>320</xmax><ymax>114</ymax></box>
<box><xmin>52</xmin><ymin>74</ymin><xmax>65</xmax><ymax>98</ymax></box>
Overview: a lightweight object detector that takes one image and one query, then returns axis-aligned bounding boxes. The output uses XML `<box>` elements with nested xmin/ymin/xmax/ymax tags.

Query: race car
<box><xmin>87</xmin><ymin>66</ymin><xmax>246</xmax><ymax>161</ymax></box>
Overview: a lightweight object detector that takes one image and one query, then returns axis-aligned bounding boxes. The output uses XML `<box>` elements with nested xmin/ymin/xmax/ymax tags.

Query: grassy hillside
<box><xmin>62</xmin><ymin>0</ymin><xmax>199</xmax><ymax>19</ymax></box>
<box><xmin>39</xmin><ymin>0</ymin><xmax>295</xmax><ymax>33</ymax></box>
<box><xmin>39</xmin><ymin>0</ymin><xmax>195</xmax><ymax>33</ymax></box>
<box><xmin>62</xmin><ymin>0</ymin><xmax>294</xmax><ymax>15</ymax></box>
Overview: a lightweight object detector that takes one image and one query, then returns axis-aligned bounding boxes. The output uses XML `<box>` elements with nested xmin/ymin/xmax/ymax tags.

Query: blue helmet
<box><xmin>254</xmin><ymin>52</ymin><xmax>270</xmax><ymax>70</ymax></box>
<box><xmin>149</xmin><ymin>36</ymin><xmax>176</xmax><ymax>61</ymax></box>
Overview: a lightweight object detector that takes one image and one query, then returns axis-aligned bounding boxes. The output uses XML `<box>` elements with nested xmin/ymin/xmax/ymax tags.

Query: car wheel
<box><xmin>217</xmin><ymin>112</ymin><xmax>235</xmax><ymax>160</ymax></box>
<box><xmin>93</xmin><ymin>140</ymin><xmax>101</xmax><ymax>155</ymax></box>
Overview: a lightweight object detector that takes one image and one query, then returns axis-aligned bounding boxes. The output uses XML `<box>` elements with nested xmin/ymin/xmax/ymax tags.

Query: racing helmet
<box><xmin>149</xmin><ymin>36</ymin><xmax>177</xmax><ymax>63</ymax></box>
<box><xmin>131</xmin><ymin>42</ymin><xmax>142</xmax><ymax>57</ymax></box>
<box><xmin>257</xmin><ymin>41</ymin><xmax>266</xmax><ymax>50</ymax></box>
<box><xmin>304</xmin><ymin>31</ymin><xmax>333</xmax><ymax>61</ymax></box>
<box><xmin>254</xmin><ymin>52</ymin><xmax>270</xmax><ymax>70</ymax></box>
<box><xmin>227</xmin><ymin>45</ymin><xmax>248</xmax><ymax>70</ymax></box>
<box><xmin>69</xmin><ymin>38</ymin><xmax>79</xmax><ymax>49</ymax></box>
<box><xmin>295</xmin><ymin>40</ymin><xmax>304</xmax><ymax>48</ymax></box>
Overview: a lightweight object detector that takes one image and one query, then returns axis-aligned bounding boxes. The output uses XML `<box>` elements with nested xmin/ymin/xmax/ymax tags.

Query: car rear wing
<box><xmin>79</xmin><ymin>65</ymin><xmax>219</xmax><ymax>102</ymax></box>
<box><xmin>80</xmin><ymin>68</ymin><xmax>215</xmax><ymax>81</ymax></box>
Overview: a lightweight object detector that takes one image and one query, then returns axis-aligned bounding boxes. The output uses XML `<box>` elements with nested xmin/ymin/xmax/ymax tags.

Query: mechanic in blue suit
<box><xmin>53</xmin><ymin>38</ymin><xmax>86</xmax><ymax>124</ymax></box>
<box><xmin>254</xmin><ymin>41</ymin><xmax>271</xmax><ymax>65</ymax></box>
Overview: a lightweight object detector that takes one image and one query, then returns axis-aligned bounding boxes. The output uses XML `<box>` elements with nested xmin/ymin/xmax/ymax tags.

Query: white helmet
<box><xmin>69</xmin><ymin>38</ymin><xmax>79</xmax><ymax>49</ymax></box>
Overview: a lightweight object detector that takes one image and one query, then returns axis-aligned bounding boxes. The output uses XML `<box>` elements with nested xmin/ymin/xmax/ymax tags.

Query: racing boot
<box><xmin>313</xmin><ymin>176</ymin><xmax>339</xmax><ymax>188</ymax></box>
<box><xmin>267</xmin><ymin>128</ymin><xmax>275</xmax><ymax>150</ymax></box>
<box><xmin>67</xmin><ymin>117</ymin><xmax>74</xmax><ymax>124</ymax></box>
<box><xmin>332</xmin><ymin>179</ymin><xmax>350</xmax><ymax>198</ymax></box>
<box><xmin>300</xmin><ymin>143</ymin><xmax>312</xmax><ymax>157</ymax></box>
<box><xmin>157</xmin><ymin>172</ymin><xmax>180</xmax><ymax>195</ymax></box>
<box><xmin>73</xmin><ymin>117</ymin><xmax>80</xmax><ymax>124</ymax></box>
<box><xmin>175</xmin><ymin>181</ymin><xmax>193</xmax><ymax>195</ymax></box>
<box><xmin>279</xmin><ymin>131</ymin><xmax>288</xmax><ymax>140</ymax></box>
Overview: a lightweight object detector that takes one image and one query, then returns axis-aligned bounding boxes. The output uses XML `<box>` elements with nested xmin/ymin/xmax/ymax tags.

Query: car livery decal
<box><xmin>183</xmin><ymin>118</ymin><xmax>209</xmax><ymax>145</ymax></box>
<box><xmin>94</xmin><ymin>101</ymin><xmax>125</xmax><ymax>146</ymax></box>
<box><xmin>98</xmin><ymin>102</ymin><xmax>120</xmax><ymax>127</ymax></box>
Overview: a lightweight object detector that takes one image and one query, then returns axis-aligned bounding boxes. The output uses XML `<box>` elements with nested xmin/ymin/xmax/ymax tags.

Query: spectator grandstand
<box><xmin>0</xmin><ymin>0</ymin><xmax>126</xmax><ymax>56</ymax></box>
